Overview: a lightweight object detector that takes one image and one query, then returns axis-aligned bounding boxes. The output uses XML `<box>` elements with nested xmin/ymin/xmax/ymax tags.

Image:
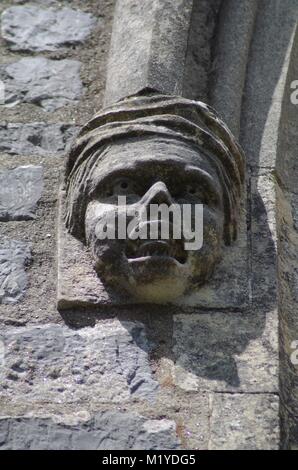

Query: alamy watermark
<box><xmin>0</xmin><ymin>339</ymin><xmax>4</xmax><ymax>373</ymax></box>
<box><xmin>290</xmin><ymin>80</ymin><xmax>298</xmax><ymax>104</ymax></box>
<box><xmin>95</xmin><ymin>196</ymin><xmax>204</xmax><ymax>251</ymax></box>
<box><xmin>0</xmin><ymin>80</ymin><xmax>5</xmax><ymax>105</ymax></box>
<box><xmin>290</xmin><ymin>340</ymin><xmax>298</xmax><ymax>365</ymax></box>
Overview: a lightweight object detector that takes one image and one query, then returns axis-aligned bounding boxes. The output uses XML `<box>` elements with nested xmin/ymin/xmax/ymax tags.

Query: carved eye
<box><xmin>186</xmin><ymin>184</ymin><xmax>200</xmax><ymax>196</ymax></box>
<box><xmin>185</xmin><ymin>183</ymin><xmax>212</xmax><ymax>205</ymax></box>
<box><xmin>104</xmin><ymin>178</ymin><xmax>138</xmax><ymax>198</ymax></box>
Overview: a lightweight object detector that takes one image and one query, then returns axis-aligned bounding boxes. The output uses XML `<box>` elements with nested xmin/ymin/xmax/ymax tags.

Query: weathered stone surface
<box><xmin>1</xmin><ymin>6</ymin><xmax>97</xmax><ymax>52</ymax></box>
<box><xmin>0</xmin><ymin>412</ymin><xmax>179</xmax><ymax>450</ymax></box>
<box><xmin>277</xmin><ymin>186</ymin><xmax>298</xmax><ymax>449</ymax></box>
<box><xmin>0</xmin><ymin>165</ymin><xmax>43</xmax><ymax>221</ymax></box>
<box><xmin>178</xmin><ymin>203</ymin><xmax>248</xmax><ymax>309</ymax></box>
<box><xmin>0</xmin><ymin>123</ymin><xmax>78</xmax><ymax>156</ymax></box>
<box><xmin>0</xmin><ymin>58</ymin><xmax>83</xmax><ymax>112</ymax></box>
<box><xmin>251</xmin><ymin>175</ymin><xmax>277</xmax><ymax>306</ymax></box>
<box><xmin>209</xmin><ymin>393</ymin><xmax>279</xmax><ymax>450</ymax></box>
<box><xmin>0</xmin><ymin>321</ymin><xmax>158</xmax><ymax>403</ymax></box>
<box><xmin>168</xmin><ymin>311</ymin><xmax>278</xmax><ymax>393</ymax></box>
<box><xmin>104</xmin><ymin>0</ymin><xmax>193</xmax><ymax>105</ymax></box>
<box><xmin>182</xmin><ymin>0</ymin><xmax>221</xmax><ymax>102</ymax></box>
<box><xmin>210</xmin><ymin>0</ymin><xmax>258</xmax><ymax>137</ymax></box>
<box><xmin>0</xmin><ymin>238</ymin><xmax>31</xmax><ymax>305</ymax></box>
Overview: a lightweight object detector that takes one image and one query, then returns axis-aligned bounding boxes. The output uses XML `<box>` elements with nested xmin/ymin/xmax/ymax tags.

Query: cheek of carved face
<box><xmin>85</xmin><ymin>172</ymin><xmax>225</xmax><ymax>303</ymax></box>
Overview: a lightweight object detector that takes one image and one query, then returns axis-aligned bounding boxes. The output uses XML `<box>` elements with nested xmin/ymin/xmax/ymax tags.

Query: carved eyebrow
<box><xmin>90</xmin><ymin>167</ymin><xmax>139</xmax><ymax>194</ymax></box>
<box><xmin>91</xmin><ymin>162</ymin><xmax>222</xmax><ymax>202</ymax></box>
<box><xmin>185</xmin><ymin>166</ymin><xmax>222</xmax><ymax>200</ymax></box>
<box><xmin>91</xmin><ymin>158</ymin><xmax>185</xmax><ymax>187</ymax></box>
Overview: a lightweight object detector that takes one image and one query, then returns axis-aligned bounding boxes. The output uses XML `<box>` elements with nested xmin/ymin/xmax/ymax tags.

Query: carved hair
<box><xmin>65</xmin><ymin>93</ymin><xmax>245</xmax><ymax>244</ymax></box>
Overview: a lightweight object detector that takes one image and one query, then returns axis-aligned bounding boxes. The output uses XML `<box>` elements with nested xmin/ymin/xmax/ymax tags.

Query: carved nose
<box><xmin>142</xmin><ymin>181</ymin><xmax>174</xmax><ymax>206</ymax></box>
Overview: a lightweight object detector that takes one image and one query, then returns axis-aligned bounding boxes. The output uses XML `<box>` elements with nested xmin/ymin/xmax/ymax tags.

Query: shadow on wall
<box><xmin>59</xmin><ymin>1</ymin><xmax>296</xmax><ymax>396</ymax></box>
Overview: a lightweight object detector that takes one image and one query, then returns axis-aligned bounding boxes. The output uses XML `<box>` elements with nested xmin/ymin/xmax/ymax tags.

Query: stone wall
<box><xmin>0</xmin><ymin>0</ymin><xmax>297</xmax><ymax>450</ymax></box>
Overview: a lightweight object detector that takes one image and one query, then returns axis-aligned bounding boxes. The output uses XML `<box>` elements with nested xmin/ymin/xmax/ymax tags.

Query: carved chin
<box><xmin>126</xmin><ymin>255</ymin><xmax>191</xmax><ymax>303</ymax></box>
<box><xmin>92</xmin><ymin>238</ymin><xmax>191</xmax><ymax>302</ymax></box>
<box><xmin>92</xmin><ymin>235</ymin><xmax>222</xmax><ymax>303</ymax></box>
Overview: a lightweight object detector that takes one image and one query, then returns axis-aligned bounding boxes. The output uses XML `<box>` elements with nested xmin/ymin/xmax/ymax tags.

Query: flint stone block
<box><xmin>0</xmin><ymin>58</ymin><xmax>83</xmax><ymax>112</ymax></box>
<box><xmin>0</xmin><ymin>412</ymin><xmax>179</xmax><ymax>450</ymax></box>
<box><xmin>0</xmin><ymin>321</ymin><xmax>158</xmax><ymax>404</ymax></box>
<box><xmin>0</xmin><ymin>123</ymin><xmax>78</xmax><ymax>156</ymax></box>
<box><xmin>1</xmin><ymin>6</ymin><xmax>97</xmax><ymax>52</ymax></box>
<box><xmin>0</xmin><ymin>165</ymin><xmax>43</xmax><ymax>220</ymax></box>
<box><xmin>0</xmin><ymin>238</ymin><xmax>31</xmax><ymax>304</ymax></box>
<box><xmin>209</xmin><ymin>393</ymin><xmax>279</xmax><ymax>450</ymax></box>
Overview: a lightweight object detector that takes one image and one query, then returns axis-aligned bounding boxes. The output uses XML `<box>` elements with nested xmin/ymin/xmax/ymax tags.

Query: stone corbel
<box><xmin>58</xmin><ymin>0</ymin><xmax>246</xmax><ymax>308</ymax></box>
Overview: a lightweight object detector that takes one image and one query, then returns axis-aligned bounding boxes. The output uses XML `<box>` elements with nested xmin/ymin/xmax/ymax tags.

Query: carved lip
<box><xmin>125</xmin><ymin>239</ymin><xmax>188</xmax><ymax>265</ymax></box>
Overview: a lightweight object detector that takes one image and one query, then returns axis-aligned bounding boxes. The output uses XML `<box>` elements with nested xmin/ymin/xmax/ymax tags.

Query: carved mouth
<box><xmin>125</xmin><ymin>239</ymin><xmax>187</xmax><ymax>264</ymax></box>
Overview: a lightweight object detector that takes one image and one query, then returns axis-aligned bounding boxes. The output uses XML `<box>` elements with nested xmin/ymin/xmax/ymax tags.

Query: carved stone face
<box><xmin>85</xmin><ymin>137</ymin><xmax>225</xmax><ymax>303</ymax></box>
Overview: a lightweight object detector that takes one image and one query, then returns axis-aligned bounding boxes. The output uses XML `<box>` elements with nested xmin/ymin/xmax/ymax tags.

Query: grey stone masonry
<box><xmin>0</xmin><ymin>58</ymin><xmax>83</xmax><ymax>112</ymax></box>
<box><xmin>1</xmin><ymin>6</ymin><xmax>97</xmax><ymax>52</ymax></box>
<box><xmin>0</xmin><ymin>238</ymin><xmax>31</xmax><ymax>304</ymax></box>
<box><xmin>0</xmin><ymin>123</ymin><xmax>78</xmax><ymax>156</ymax></box>
<box><xmin>0</xmin><ymin>321</ymin><xmax>158</xmax><ymax>404</ymax></box>
<box><xmin>209</xmin><ymin>393</ymin><xmax>279</xmax><ymax>450</ymax></box>
<box><xmin>0</xmin><ymin>412</ymin><xmax>180</xmax><ymax>450</ymax></box>
<box><xmin>0</xmin><ymin>165</ymin><xmax>43</xmax><ymax>221</ymax></box>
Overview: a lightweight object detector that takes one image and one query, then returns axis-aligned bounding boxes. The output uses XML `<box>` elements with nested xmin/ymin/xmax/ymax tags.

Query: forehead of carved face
<box><xmin>85</xmin><ymin>137</ymin><xmax>226</xmax><ymax>303</ymax></box>
<box><xmin>88</xmin><ymin>137</ymin><xmax>223</xmax><ymax>203</ymax></box>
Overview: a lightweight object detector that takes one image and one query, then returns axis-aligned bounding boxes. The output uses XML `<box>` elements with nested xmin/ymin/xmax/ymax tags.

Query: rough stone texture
<box><xmin>0</xmin><ymin>58</ymin><xmax>83</xmax><ymax>112</ymax></box>
<box><xmin>210</xmin><ymin>0</ymin><xmax>258</xmax><ymax>137</ymax></box>
<box><xmin>0</xmin><ymin>238</ymin><xmax>31</xmax><ymax>304</ymax></box>
<box><xmin>0</xmin><ymin>412</ymin><xmax>180</xmax><ymax>450</ymax></box>
<box><xmin>0</xmin><ymin>154</ymin><xmax>65</xmax><ymax>326</ymax></box>
<box><xmin>1</xmin><ymin>6</ymin><xmax>97</xmax><ymax>52</ymax></box>
<box><xmin>104</xmin><ymin>0</ymin><xmax>193</xmax><ymax>105</ymax></box>
<box><xmin>0</xmin><ymin>165</ymin><xmax>43</xmax><ymax>220</ymax></box>
<box><xmin>170</xmin><ymin>311</ymin><xmax>278</xmax><ymax>393</ymax></box>
<box><xmin>0</xmin><ymin>123</ymin><xmax>78</xmax><ymax>156</ymax></box>
<box><xmin>0</xmin><ymin>320</ymin><xmax>158</xmax><ymax>404</ymax></box>
<box><xmin>209</xmin><ymin>394</ymin><xmax>280</xmax><ymax>450</ymax></box>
